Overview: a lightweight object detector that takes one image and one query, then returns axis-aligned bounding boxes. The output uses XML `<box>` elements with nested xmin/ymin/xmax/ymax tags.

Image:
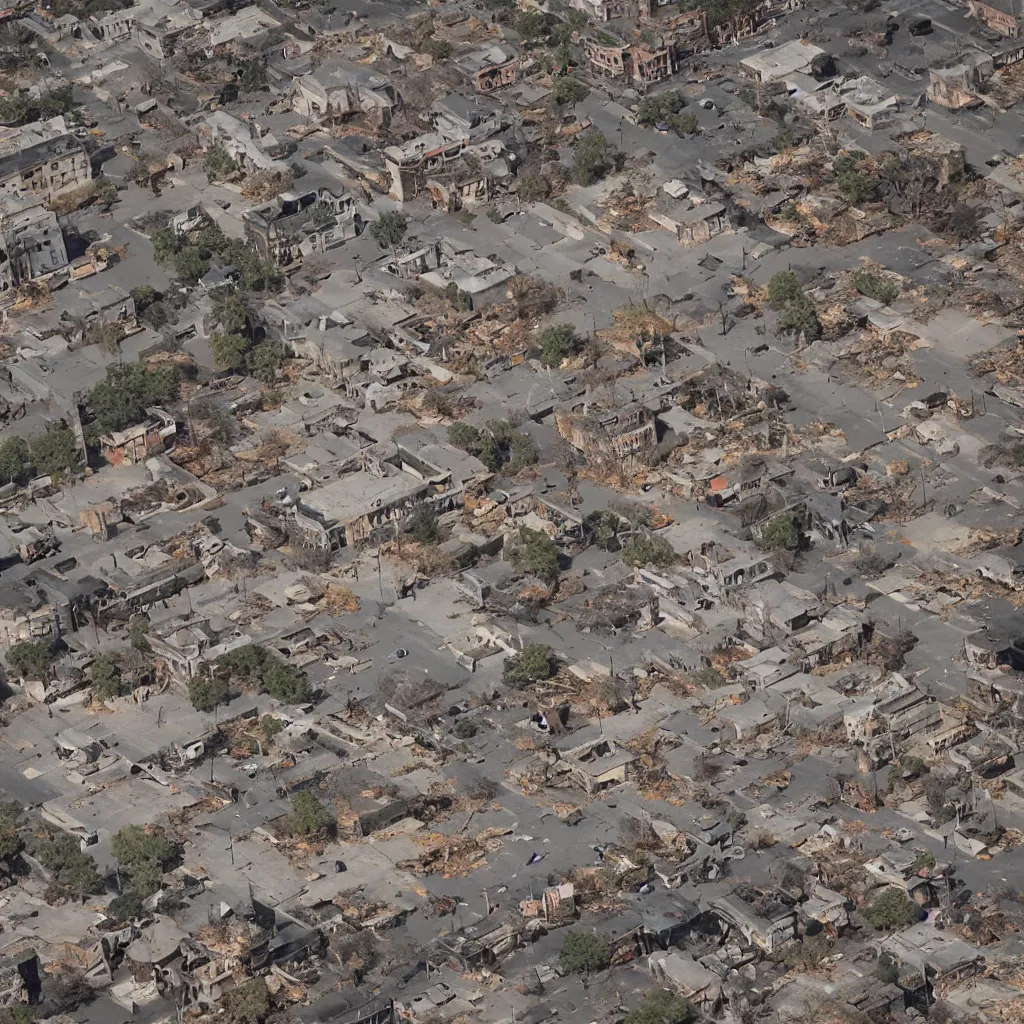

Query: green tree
<box><xmin>512</xmin><ymin>526</ymin><xmax>562</xmax><ymax>585</ymax></box>
<box><xmin>204</xmin><ymin>144</ymin><xmax>238</xmax><ymax>182</ymax></box>
<box><xmin>620</xmin><ymin>533</ymin><xmax>676</xmax><ymax>569</ymax></box>
<box><xmin>370</xmin><ymin>211</ymin><xmax>408</xmax><ymax>250</ymax></box>
<box><xmin>238</xmin><ymin>58</ymin><xmax>268</xmax><ymax>91</ymax></box>
<box><xmin>221</xmin><ymin>978</ymin><xmax>271</xmax><ymax>1024</ymax></box>
<box><xmin>260</xmin><ymin>715</ymin><xmax>284</xmax><ymax>742</ymax></box>
<box><xmin>944</xmin><ymin>203</ymin><xmax>982</xmax><ymax>247</ymax></box>
<box><xmin>193</xmin><ymin>400</ymin><xmax>238</xmax><ymax>446</ymax></box>
<box><xmin>625</xmin><ymin>990</ymin><xmax>693</xmax><ymax>1024</ymax></box>
<box><xmin>407</xmin><ymin>504</ymin><xmax>443</xmax><ymax>545</ymax></box>
<box><xmin>0</xmin><ymin>802</ymin><xmax>23</xmax><ymax>864</ymax></box>
<box><xmin>875</xmin><ymin>950</ymin><xmax>900</xmax><ymax>984</ymax></box>
<box><xmin>288</xmin><ymin>791</ymin><xmax>333</xmax><ymax>836</ymax></box>
<box><xmin>767</xmin><ymin>270</ymin><xmax>803</xmax><ymax>308</ymax></box>
<box><xmin>34</xmin><ymin>833</ymin><xmax>103</xmax><ymax>902</ymax></box>
<box><xmin>516</xmin><ymin>172</ymin><xmax>550</xmax><ymax>202</ymax></box>
<box><xmin>867</xmin><ymin>888</ymin><xmax>923</xmax><ymax>931</ymax></box>
<box><xmin>187</xmin><ymin>672</ymin><xmax>231</xmax><ymax>712</ymax></box>
<box><xmin>551</xmin><ymin>75</ymin><xmax>589</xmax><ymax>105</ymax></box>
<box><xmin>7</xmin><ymin>639</ymin><xmax>52</xmax><ymax>680</ymax></box>
<box><xmin>247</xmin><ymin>339</ymin><xmax>283</xmax><ymax>385</ymax></box>
<box><xmin>0</xmin><ymin>436</ymin><xmax>28</xmax><ymax>485</ymax></box>
<box><xmin>778</xmin><ymin>296</ymin><xmax>822</xmax><ymax>340</ymax></box>
<box><xmin>90</xmin><ymin>653</ymin><xmax>127</xmax><ymax>700</ymax></box>
<box><xmin>88</xmin><ymin>363</ymin><xmax>181</xmax><ymax>435</ymax></box>
<box><xmin>30</xmin><ymin>426</ymin><xmax>79</xmax><ymax>479</ymax></box>
<box><xmin>453</xmin><ymin>717</ymin><xmax>478</xmax><ymax>738</ymax></box>
<box><xmin>572</xmin><ymin>129</ymin><xmax>611</xmax><ymax>186</ymax></box>
<box><xmin>212</xmin><ymin>292</ymin><xmax>249</xmax><ymax>335</ymax></box>
<box><xmin>503</xmin><ymin>643</ymin><xmax>555</xmax><ymax>687</ymax></box>
<box><xmin>515</xmin><ymin>9</ymin><xmax>545</xmax><ymax>40</ymax></box>
<box><xmin>217</xmin><ymin>645</ymin><xmax>313</xmax><ymax>704</ymax></box>
<box><xmin>669</xmin><ymin>113</ymin><xmax>698</xmax><ymax>136</ymax></box>
<box><xmin>107</xmin><ymin>890</ymin><xmax>146</xmax><ymax>924</ymax></box>
<box><xmin>636</xmin><ymin>91</ymin><xmax>686</xmax><ymax>126</ymax></box>
<box><xmin>131</xmin><ymin>285</ymin><xmax>170</xmax><ymax>329</ymax></box>
<box><xmin>111</xmin><ymin>824</ymin><xmax>175</xmax><ymax>873</ymax></box>
<box><xmin>129</xmin><ymin>614</ymin><xmax>150</xmax><ymax>652</ymax></box>
<box><xmin>838</xmin><ymin>170</ymin><xmax>877</xmax><ymax>203</ymax></box>
<box><xmin>129</xmin><ymin>859</ymin><xmax>164</xmax><ymax>898</ymax></box>
<box><xmin>421</xmin><ymin>37</ymin><xmax>452</xmax><ymax>59</ymax></box>
<box><xmin>210</xmin><ymin>331</ymin><xmax>249</xmax><ymax>371</ymax></box>
<box><xmin>559</xmin><ymin>930</ymin><xmax>611</xmax><ymax>975</ymax></box>
<box><xmin>756</xmin><ymin>514</ymin><xmax>799</xmax><ymax>550</ymax></box>
<box><xmin>538</xmin><ymin>324</ymin><xmax>581</xmax><ymax>367</ymax></box>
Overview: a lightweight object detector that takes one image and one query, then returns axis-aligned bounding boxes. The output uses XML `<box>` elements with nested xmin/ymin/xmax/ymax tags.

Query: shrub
<box><xmin>453</xmin><ymin>717</ymin><xmax>479</xmax><ymax>739</ymax></box>
<box><xmin>832</xmin><ymin>152</ymin><xmax>858</xmax><ymax>175</ymax></box>
<box><xmin>203</xmin><ymin>145</ymin><xmax>238</xmax><ymax>182</ymax></box>
<box><xmin>7</xmin><ymin>639</ymin><xmax>52</xmax><ymax>680</ymax></box>
<box><xmin>690</xmin><ymin>667</ymin><xmax>726</xmax><ymax>688</ymax></box>
<box><xmin>767</xmin><ymin>270</ymin><xmax>803</xmax><ymax>308</ymax></box>
<box><xmin>111</xmin><ymin>825</ymin><xmax>175</xmax><ymax>871</ymax></box>
<box><xmin>867</xmin><ymin>888</ymin><xmax>923</xmax><ymax>931</ymax></box>
<box><xmin>625</xmin><ymin>989</ymin><xmax>693</xmax><ymax>1024</ymax></box>
<box><xmin>217</xmin><ymin>644</ymin><xmax>313</xmax><ymax>704</ymax></box>
<box><xmin>370</xmin><ymin>211</ymin><xmax>408</xmax><ymax>250</ymax></box>
<box><xmin>260</xmin><ymin>716</ymin><xmax>284</xmax><ymax>742</ymax></box>
<box><xmin>407</xmin><ymin>504</ymin><xmax>443</xmax><ymax>545</ymax></box>
<box><xmin>838</xmin><ymin>170</ymin><xmax>878</xmax><ymax>203</ymax></box>
<box><xmin>0</xmin><ymin>436</ymin><xmax>28</xmax><ymax>485</ymax></box>
<box><xmin>34</xmin><ymin>833</ymin><xmax>103</xmax><ymax>902</ymax></box>
<box><xmin>30</xmin><ymin>426</ymin><xmax>79</xmax><ymax>479</ymax></box>
<box><xmin>875</xmin><ymin>950</ymin><xmax>900</xmax><ymax>984</ymax></box>
<box><xmin>551</xmin><ymin>75</ymin><xmax>589</xmax><ymax>105</ymax></box>
<box><xmin>620</xmin><ymin>533</ymin><xmax>676</xmax><ymax>569</ymax></box>
<box><xmin>107</xmin><ymin>891</ymin><xmax>146</xmax><ymax>924</ymax></box>
<box><xmin>187</xmin><ymin>673</ymin><xmax>230</xmax><ymax>712</ymax></box>
<box><xmin>853</xmin><ymin>271</ymin><xmax>899</xmax><ymax>304</ymax></box>
<box><xmin>90</xmin><ymin>653</ymin><xmax>127</xmax><ymax>700</ymax></box>
<box><xmin>538</xmin><ymin>324</ymin><xmax>581</xmax><ymax>367</ymax></box>
<box><xmin>503</xmin><ymin>643</ymin><xmax>555</xmax><ymax>688</ymax></box>
<box><xmin>572</xmin><ymin>129</ymin><xmax>611</xmax><ymax>186</ymax></box>
<box><xmin>221</xmin><ymin>979</ymin><xmax>271</xmax><ymax>1024</ymax></box>
<box><xmin>288</xmin><ymin>791</ymin><xmax>333</xmax><ymax>836</ymax></box>
<box><xmin>778</xmin><ymin>297</ymin><xmax>821</xmax><ymax>340</ymax></box>
<box><xmin>636</xmin><ymin>91</ymin><xmax>686</xmax><ymax>126</ymax></box>
<box><xmin>669</xmin><ymin>112</ymin><xmax>699</xmax><ymax>136</ymax></box>
<box><xmin>421</xmin><ymin>37</ymin><xmax>452</xmax><ymax>60</ymax></box>
<box><xmin>516</xmin><ymin>172</ymin><xmax>550</xmax><ymax>202</ymax></box>
<box><xmin>512</xmin><ymin>527</ymin><xmax>561</xmax><ymax>584</ymax></box>
<box><xmin>0</xmin><ymin>801</ymin><xmax>23</xmax><ymax>864</ymax></box>
<box><xmin>559</xmin><ymin>930</ymin><xmax>611</xmax><ymax>974</ymax></box>
<box><xmin>757</xmin><ymin>514</ymin><xmax>799</xmax><ymax>550</ymax></box>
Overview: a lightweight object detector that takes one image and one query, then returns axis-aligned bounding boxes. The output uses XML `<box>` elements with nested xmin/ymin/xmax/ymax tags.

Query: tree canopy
<box><xmin>34</xmin><ymin>832</ymin><xmax>104</xmax><ymax>902</ymax></box>
<box><xmin>370</xmin><ymin>211</ymin><xmax>408</xmax><ymax>250</ymax></box>
<box><xmin>288</xmin><ymin>791</ymin><xmax>334</xmax><ymax>836</ymax></box>
<box><xmin>88</xmin><ymin>363</ymin><xmax>180</xmax><ymax>436</ymax></box>
<box><xmin>559</xmin><ymin>930</ymin><xmax>611</xmax><ymax>974</ymax></box>
<box><xmin>503</xmin><ymin>644</ymin><xmax>555</xmax><ymax>688</ymax></box>
<box><xmin>512</xmin><ymin>526</ymin><xmax>562</xmax><ymax>585</ymax></box>
<box><xmin>217</xmin><ymin>645</ymin><xmax>313</xmax><ymax>704</ymax></box>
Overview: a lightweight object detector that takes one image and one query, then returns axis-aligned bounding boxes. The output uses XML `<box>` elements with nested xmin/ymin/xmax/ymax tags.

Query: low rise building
<box><xmin>967</xmin><ymin>0</ymin><xmax>1022</xmax><ymax>37</ymax></box>
<box><xmin>0</xmin><ymin>133</ymin><xmax>91</xmax><ymax>204</ymax></box>
<box><xmin>243</xmin><ymin>187</ymin><xmax>359</xmax><ymax>265</ymax></box>
<box><xmin>454</xmin><ymin>44</ymin><xmax>519</xmax><ymax>92</ymax></box>
<box><xmin>0</xmin><ymin>197</ymin><xmax>68</xmax><ymax>292</ymax></box>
